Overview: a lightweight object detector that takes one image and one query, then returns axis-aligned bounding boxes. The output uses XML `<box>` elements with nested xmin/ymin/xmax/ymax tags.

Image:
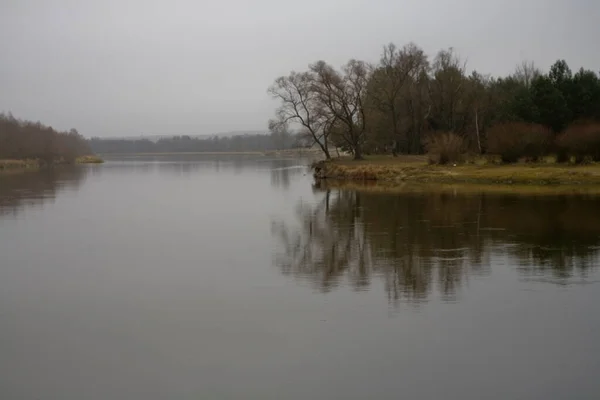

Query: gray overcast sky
<box><xmin>1</xmin><ymin>0</ymin><xmax>598</xmax><ymax>137</ymax></box>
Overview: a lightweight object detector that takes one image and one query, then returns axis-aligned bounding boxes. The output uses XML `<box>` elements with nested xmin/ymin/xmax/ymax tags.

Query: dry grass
<box><xmin>0</xmin><ymin>159</ymin><xmax>40</xmax><ymax>171</ymax></box>
<box><xmin>75</xmin><ymin>155</ymin><xmax>104</xmax><ymax>164</ymax></box>
<box><xmin>1</xmin><ymin>155</ymin><xmax>104</xmax><ymax>171</ymax></box>
<box><xmin>313</xmin><ymin>155</ymin><xmax>600</xmax><ymax>185</ymax></box>
<box><xmin>423</xmin><ymin>132</ymin><xmax>466</xmax><ymax>164</ymax></box>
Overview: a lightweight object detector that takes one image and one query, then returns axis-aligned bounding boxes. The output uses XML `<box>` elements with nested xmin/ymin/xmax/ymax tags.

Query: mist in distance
<box><xmin>0</xmin><ymin>0</ymin><xmax>598</xmax><ymax>138</ymax></box>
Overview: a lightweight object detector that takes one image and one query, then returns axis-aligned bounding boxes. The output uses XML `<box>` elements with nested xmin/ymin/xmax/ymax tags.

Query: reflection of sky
<box><xmin>1</xmin><ymin>157</ymin><xmax>600</xmax><ymax>400</ymax></box>
<box><xmin>93</xmin><ymin>155</ymin><xmax>310</xmax><ymax>179</ymax></box>
<box><xmin>0</xmin><ymin>155</ymin><xmax>312</xmax><ymax>222</ymax></box>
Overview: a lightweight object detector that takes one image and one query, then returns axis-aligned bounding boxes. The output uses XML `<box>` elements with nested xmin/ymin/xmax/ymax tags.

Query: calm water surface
<box><xmin>1</xmin><ymin>155</ymin><xmax>599</xmax><ymax>399</ymax></box>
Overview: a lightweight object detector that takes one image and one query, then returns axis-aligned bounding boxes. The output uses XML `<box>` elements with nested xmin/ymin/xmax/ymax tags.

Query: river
<box><xmin>1</xmin><ymin>155</ymin><xmax>599</xmax><ymax>399</ymax></box>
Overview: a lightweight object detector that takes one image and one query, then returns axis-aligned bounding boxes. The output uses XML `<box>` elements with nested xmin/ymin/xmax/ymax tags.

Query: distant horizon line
<box><xmin>88</xmin><ymin>130</ymin><xmax>269</xmax><ymax>140</ymax></box>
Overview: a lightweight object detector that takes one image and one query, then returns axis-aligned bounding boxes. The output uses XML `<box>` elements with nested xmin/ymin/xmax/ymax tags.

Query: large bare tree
<box><xmin>268</xmin><ymin>71</ymin><xmax>332</xmax><ymax>159</ymax></box>
<box><xmin>428</xmin><ymin>48</ymin><xmax>468</xmax><ymax>133</ymax></box>
<box><xmin>310</xmin><ymin>59</ymin><xmax>370</xmax><ymax>160</ymax></box>
<box><xmin>367</xmin><ymin>42</ymin><xmax>427</xmax><ymax>155</ymax></box>
<box><xmin>513</xmin><ymin>60</ymin><xmax>541</xmax><ymax>88</ymax></box>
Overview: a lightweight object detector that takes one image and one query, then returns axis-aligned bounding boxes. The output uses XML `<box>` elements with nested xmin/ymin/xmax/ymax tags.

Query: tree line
<box><xmin>88</xmin><ymin>132</ymin><xmax>297</xmax><ymax>154</ymax></box>
<box><xmin>268</xmin><ymin>43</ymin><xmax>600</xmax><ymax>162</ymax></box>
<box><xmin>0</xmin><ymin>113</ymin><xmax>92</xmax><ymax>163</ymax></box>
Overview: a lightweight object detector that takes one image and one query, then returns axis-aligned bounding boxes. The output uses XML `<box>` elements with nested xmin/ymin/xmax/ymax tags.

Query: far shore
<box><xmin>97</xmin><ymin>149</ymin><xmax>324</xmax><ymax>157</ymax></box>
<box><xmin>0</xmin><ymin>155</ymin><xmax>104</xmax><ymax>172</ymax></box>
<box><xmin>312</xmin><ymin>156</ymin><xmax>600</xmax><ymax>186</ymax></box>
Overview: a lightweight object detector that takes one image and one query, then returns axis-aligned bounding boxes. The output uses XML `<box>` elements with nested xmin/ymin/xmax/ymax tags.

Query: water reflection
<box><xmin>0</xmin><ymin>168</ymin><xmax>87</xmax><ymax>217</ymax></box>
<box><xmin>98</xmin><ymin>155</ymin><xmax>309</xmax><ymax>184</ymax></box>
<box><xmin>272</xmin><ymin>182</ymin><xmax>600</xmax><ymax>304</ymax></box>
<box><xmin>270</xmin><ymin>166</ymin><xmax>307</xmax><ymax>189</ymax></box>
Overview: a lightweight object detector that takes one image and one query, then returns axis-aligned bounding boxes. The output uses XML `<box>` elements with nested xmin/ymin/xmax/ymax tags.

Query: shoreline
<box><xmin>0</xmin><ymin>155</ymin><xmax>103</xmax><ymax>172</ymax></box>
<box><xmin>312</xmin><ymin>157</ymin><xmax>600</xmax><ymax>186</ymax></box>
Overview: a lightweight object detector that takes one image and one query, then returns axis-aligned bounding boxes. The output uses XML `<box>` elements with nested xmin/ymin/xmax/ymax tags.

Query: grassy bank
<box><xmin>75</xmin><ymin>155</ymin><xmax>104</xmax><ymax>164</ymax></box>
<box><xmin>0</xmin><ymin>155</ymin><xmax>103</xmax><ymax>172</ymax></box>
<box><xmin>313</xmin><ymin>156</ymin><xmax>600</xmax><ymax>185</ymax></box>
<box><xmin>0</xmin><ymin>159</ymin><xmax>41</xmax><ymax>171</ymax></box>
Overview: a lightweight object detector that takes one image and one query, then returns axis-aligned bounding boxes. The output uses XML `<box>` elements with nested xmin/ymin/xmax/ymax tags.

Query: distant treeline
<box><xmin>269</xmin><ymin>42</ymin><xmax>600</xmax><ymax>162</ymax></box>
<box><xmin>89</xmin><ymin>133</ymin><xmax>298</xmax><ymax>154</ymax></box>
<box><xmin>0</xmin><ymin>113</ymin><xmax>91</xmax><ymax>163</ymax></box>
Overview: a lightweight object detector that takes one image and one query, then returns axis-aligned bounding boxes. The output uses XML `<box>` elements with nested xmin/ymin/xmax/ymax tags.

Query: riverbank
<box><xmin>0</xmin><ymin>155</ymin><xmax>103</xmax><ymax>172</ymax></box>
<box><xmin>0</xmin><ymin>159</ymin><xmax>41</xmax><ymax>171</ymax></box>
<box><xmin>75</xmin><ymin>155</ymin><xmax>104</xmax><ymax>164</ymax></box>
<box><xmin>312</xmin><ymin>156</ymin><xmax>600</xmax><ymax>185</ymax></box>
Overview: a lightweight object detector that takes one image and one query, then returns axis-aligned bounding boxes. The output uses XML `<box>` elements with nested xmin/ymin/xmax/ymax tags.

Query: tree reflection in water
<box><xmin>272</xmin><ymin>182</ymin><xmax>600</xmax><ymax>304</ymax></box>
<box><xmin>0</xmin><ymin>168</ymin><xmax>87</xmax><ymax>218</ymax></box>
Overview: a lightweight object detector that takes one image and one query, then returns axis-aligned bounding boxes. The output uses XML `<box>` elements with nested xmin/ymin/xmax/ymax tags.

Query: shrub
<box><xmin>486</xmin><ymin>122</ymin><xmax>552</xmax><ymax>163</ymax></box>
<box><xmin>556</xmin><ymin>121</ymin><xmax>600</xmax><ymax>163</ymax></box>
<box><xmin>423</xmin><ymin>132</ymin><xmax>466</xmax><ymax>165</ymax></box>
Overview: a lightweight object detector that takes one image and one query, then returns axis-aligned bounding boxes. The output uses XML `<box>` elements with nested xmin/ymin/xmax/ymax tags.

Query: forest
<box><xmin>88</xmin><ymin>132</ymin><xmax>295</xmax><ymax>154</ymax></box>
<box><xmin>269</xmin><ymin>43</ymin><xmax>600</xmax><ymax>163</ymax></box>
<box><xmin>0</xmin><ymin>113</ymin><xmax>92</xmax><ymax>163</ymax></box>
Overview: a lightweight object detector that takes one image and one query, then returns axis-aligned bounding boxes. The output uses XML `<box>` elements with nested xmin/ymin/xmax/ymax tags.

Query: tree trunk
<box><xmin>391</xmin><ymin>108</ymin><xmax>399</xmax><ymax>156</ymax></box>
<box><xmin>475</xmin><ymin>108</ymin><xmax>482</xmax><ymax>154</ymax></box>
<box><xmin>316</xmin><ymin>140</ymin><xmax>331</xmax><ymax>160</ymax></box>
<box><xmin>411</xmin><ymin>130</ymin><xmax>421</xmax><ymax>154</ymax></box>
<box><xmin>393</xmin><ymin>139</ymin><xmax>400</xmax><ymax>157</ymax></box>
<box><xmin>353</xmin><ymin>142</ymin><xmax>364</xmax><ymax>160</ymax></box>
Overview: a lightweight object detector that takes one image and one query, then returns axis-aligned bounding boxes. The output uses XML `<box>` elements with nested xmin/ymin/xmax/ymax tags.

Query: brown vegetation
<box><xmin>0</xmin><ymin>159</ymin><xmax>41</xmax><ymax>171</ymax></box>
<box><xmin>556</xmin><ymin>121</ymin><xmax>600</xmax><ymax>163</ymax></box>
<box><xmin>0</xmin><ymin>113</ymin><xmax>92</xmax><ymax>165</ymax></box>
<box><xmin>423</xmin><ymin>131</ymin><xmax>466</xmax><ymax>164</ymax></box>
<box><xmin>486</xmin><ymin>122</ymin><xmax>552</xmax><ymax>163</ymax></box>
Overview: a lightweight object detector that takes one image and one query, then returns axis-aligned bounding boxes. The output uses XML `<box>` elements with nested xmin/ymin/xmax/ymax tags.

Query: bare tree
<box><xmin>514</xmin><ymin>60</ymin><xmax>541</xmax><ymax>88</ymax></box>
<box><xmin>428</xmin><ymin>47</ymin><xmax>468</xmax><ymax>133</ymax></box>
<box><xmin>466</xmin><ymin>71</ymin><xmax>496</xmax><ymax>154</ymax></box>
<box><xmin>310</xmin><ymin>59</ymin><xmax>370</xmax><ymax>160</ymax></box>
<box><xmin>268</xmin><ymin>72</ymin><xmax>331</xmax><ymax>159</ymax></box>
<box><xmin>368</xmin><ymin>42</ymin><xmax>426</xmax><ymax>155</ymax></box>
